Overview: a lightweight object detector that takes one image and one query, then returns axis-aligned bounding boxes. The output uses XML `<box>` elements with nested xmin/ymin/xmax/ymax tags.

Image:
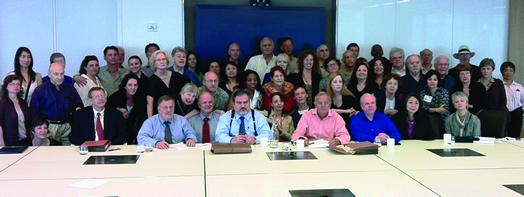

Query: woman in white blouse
<box><xmin>74</xmin><ymin>55</ymin><xmax>103</xmax><ymax>106</ymax></box>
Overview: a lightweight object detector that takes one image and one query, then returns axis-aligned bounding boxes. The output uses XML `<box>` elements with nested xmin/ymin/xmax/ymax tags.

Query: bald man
<box><xmin>350</xmin><ymin>93</ymin><xmax>401</xmax><ymax>144</ymax></box>
<box><xmin>31</xmin><ymin>63</ymin><xmax>83</xmax><ymax>145</ymax></box>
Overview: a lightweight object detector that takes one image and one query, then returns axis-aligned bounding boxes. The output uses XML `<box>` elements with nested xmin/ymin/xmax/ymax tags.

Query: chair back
<box><xmin>476</xmin><ymin>109</ymin><xmax>508</xmax><ymax>138</ymax></box>
<box><xmin>428</xmin><ymin>113</ymin><xmax>443</xmax><ymax>139</ymax></box>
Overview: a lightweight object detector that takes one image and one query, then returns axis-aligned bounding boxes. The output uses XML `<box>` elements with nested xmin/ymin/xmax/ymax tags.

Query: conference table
<box><xmin>0</xmin><ymin>140</ymin><xmax>524</xmax><ymax>196</ymax></box>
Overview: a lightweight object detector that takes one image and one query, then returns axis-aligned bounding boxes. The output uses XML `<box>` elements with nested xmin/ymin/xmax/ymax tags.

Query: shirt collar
<box><xmin>92</xmin><ymin>107</ymin><xmax>105</xmax><ymax>116</ymax></box>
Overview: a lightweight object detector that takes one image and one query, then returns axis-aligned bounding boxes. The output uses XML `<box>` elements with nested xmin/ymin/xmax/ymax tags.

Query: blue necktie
<box><xmin>239</xmin><ymin>116</ymin><xmax>246</xmax><ymax>135</ymax></box>
<box><xmin>164</xmin><ymin>121</ymin><xmax>173</xmax><ymax>144</ymax></box>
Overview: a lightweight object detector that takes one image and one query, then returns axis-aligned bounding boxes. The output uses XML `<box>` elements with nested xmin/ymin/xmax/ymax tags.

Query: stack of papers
<box><xmin>473</xmin><ymin>137</ymin><xmax>496</xmax><ymax>144</ymax></box>
<box><xmin>308</xmin><ymin>140</ymin><xmax>329</xmax><ymax>148</ymax></box>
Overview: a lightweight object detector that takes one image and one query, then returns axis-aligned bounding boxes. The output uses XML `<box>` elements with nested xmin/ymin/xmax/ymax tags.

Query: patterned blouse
<box><xmin>420</xmin><ymin>87</ymin><xmax>450</xmax><ymax>120</ymax></box>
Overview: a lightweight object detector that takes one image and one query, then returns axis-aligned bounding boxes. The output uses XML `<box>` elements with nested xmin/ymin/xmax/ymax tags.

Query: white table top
<box><xmin>0</xmin><ymin>176</ymin><xmax>205</xmax><ymax>197</ymax></box>
<box><xmin>406</xmin><ymin>168</ymin><xmax>524</xmax><ymax>197</ymax></box>
<box><xmin>205</xmin><ymin>144</ymin><xmax>395</xmax><ymax>175</ymax></box>
<box><xmin>376</xmin><ymin>140</ymin><xmax>524</xmax><ymax>170</ymax></box>
<box><xmin>0</xmin><ymin>145</ymin><xmax>205</xmax><ymax>180</ymax></box>
<box><xmin>206</xmin><ymin>171</ymin><xmax>438</xmax><ymax>197</ymax></box>
<box><xmin>0</xmin><ymin>146</ymin><xmax>37</xmax><ymax>172</ymax></box>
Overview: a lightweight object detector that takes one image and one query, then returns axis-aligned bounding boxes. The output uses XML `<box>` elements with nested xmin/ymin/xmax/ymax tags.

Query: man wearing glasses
<box><xmin>215</xmin><ymin>89</ymin><xmax>271</xmax><ymax>144</ymax></box>
<box><xmin>138</xmin><ymin>95</ymin><xmax>197</xmax><ymax>148</ymax></box>
<box><xmin>198</xmin><ymin>72</ymin><xmax>229</xmax><ymax>114</ymax></box>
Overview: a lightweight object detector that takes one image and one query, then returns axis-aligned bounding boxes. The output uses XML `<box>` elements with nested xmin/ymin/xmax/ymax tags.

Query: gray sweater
<box><xmin>444</xmin><ymin>111</ymin><xmax>481</xmax><ymax>137</ymax></box>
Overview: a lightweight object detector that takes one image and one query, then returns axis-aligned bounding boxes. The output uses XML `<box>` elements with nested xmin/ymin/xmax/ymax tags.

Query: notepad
<box><xmin>473</xmin><ymin>137</ymin><xmax>496</xmax><ymax>144</ymax></box>
<box><xmin>69</xmin><ymin>179</ymin><xmax>111</xmax><ymax>189</ymax></box>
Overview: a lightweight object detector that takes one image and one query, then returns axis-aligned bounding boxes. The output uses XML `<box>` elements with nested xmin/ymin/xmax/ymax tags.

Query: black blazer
<box><xmin>0</xmin><ymin>98</ymin><xmax>31</xmax><ymax>146</ymax></box>
<box><xmin>391</xmin><ymin>110</ymin><xmax>434</xmax><ymax>140</ymax></box>
<box><xmin>286</xmin><ymin>71</ymin><xmax>321</xmax><ymax>101</ymax></box>
<box><xmin>375</xmin><ymin>89</ymin><xmax>402</xmax><ymax>114</ymax></box>
<box><xmin>69</xmin><ymin>106</ymin><xmax>127</xmax><ymax>145</ymax></box>
<box><xmin>106</xmin><ymin>89</ymin><xmax>147</xmax><ymax>144</ymax></box>
<box><xmin>449</xmin><ymin>82</ymin><xmax>486</xmax><ymax>115</ymax></box>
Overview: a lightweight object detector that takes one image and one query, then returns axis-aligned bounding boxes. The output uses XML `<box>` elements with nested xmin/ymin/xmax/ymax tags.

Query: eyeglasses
<box><xmin>160</xmin><ymin>106</ymin><xmax>174</xmax><ymax>110</ymax></box>
<box><xmin>155</xmin><ymin>58</ymin><xmax>167</xmax><ymax>62</ymax></box>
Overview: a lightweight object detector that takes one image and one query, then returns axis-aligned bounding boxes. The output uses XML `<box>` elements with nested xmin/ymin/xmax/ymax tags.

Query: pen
<box><xmin>108</xmin><ymin>148</ymin><xmax>121</xmax><ymax>152</ymax></box>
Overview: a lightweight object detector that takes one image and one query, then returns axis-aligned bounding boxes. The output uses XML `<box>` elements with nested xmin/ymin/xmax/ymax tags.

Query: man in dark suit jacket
<box><xmin>69</xmin><ymin>87</ymin><xmax>127</xmax><ymax>145</ymax></box>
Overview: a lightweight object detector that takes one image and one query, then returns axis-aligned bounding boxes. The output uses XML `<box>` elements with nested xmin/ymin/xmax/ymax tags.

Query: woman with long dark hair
<box><xmin>10</xmin><ymin>47</ymin><xmax>43</xmax><ymax>105</ymax></box>
<box><xmin>392</xmin><ymin>93</ymin><xmax>434</xmax><ymax>140</ymax></box>
<box><xmin>107</xmin><ymin>73</ymin><xmax>147</xmax><ymax>144</ymax></box>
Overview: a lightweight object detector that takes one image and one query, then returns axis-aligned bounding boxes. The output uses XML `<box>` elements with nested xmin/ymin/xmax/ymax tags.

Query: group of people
<box><xmin>0</xmin><ymin>38</ymin><xmax>522</xmax><ymax>148</ymax></box>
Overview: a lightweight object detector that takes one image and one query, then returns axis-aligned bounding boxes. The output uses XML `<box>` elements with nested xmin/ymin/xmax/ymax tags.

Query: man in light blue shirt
<box><xmin>137</xmin><ymin>95</ymin><xmax>197</xmax><ymax>148</ymax></box>
<box><xmin>215</xmin><ymin>90</ymin><xmax>271</xmax><ymax>144</ymax></box>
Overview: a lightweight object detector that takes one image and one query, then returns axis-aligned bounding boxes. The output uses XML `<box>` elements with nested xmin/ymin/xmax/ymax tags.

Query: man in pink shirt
<box><xmin>291</xmin><ymin>92</ymin><xmax>351</xmax><ymax>146</ymax></box>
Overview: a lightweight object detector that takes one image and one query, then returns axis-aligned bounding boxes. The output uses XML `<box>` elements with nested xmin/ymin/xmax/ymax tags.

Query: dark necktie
<box><xmin>239</xmin><ymin>116</ymin><xmax>246</xmax><ymax>135</ymax></box>
<box><xmin>164</xmin><ymin>121</ymin><xmax>173</xmax><ymax>144</ymax></box>
<box><xmin>202</xmin><ymin>117</ymin><xmax>210</xmax><ymax>143</ymax></box>
<box><xmin>96</xmin><ymin>112</ymin><xmax>104</xmax><ymax>140</ymax></box>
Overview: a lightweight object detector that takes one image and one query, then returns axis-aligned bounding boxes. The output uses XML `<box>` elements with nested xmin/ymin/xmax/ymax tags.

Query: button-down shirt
<box><xmin>187</xmin><ymin>112</ymin><xmax>220</xmax><ymax>143</ymax></box>
<box><xmin>291</xmin><ymin>109</ymin><xmax>350</xmax><ymax>144</ymax></box>
<box><xmin>350</xmin><ymin>111</ymin><xmax>401</xmax><ymax>143</ymax></box>
<box><xmin>215</xmin><ymin>109</ymin><xmax>271</xmax><ymax>144</ymax></box>
<box><xmin>197</xmin><ymin>87</ymin><xmax>229</xmax><ymax>111</ymax></box>
<box><xmin>137</xmin><ymin>114</ymin><xmax>197</xmax><ymax>147</ymax></box>
<box><xmin>97</xmin><ymin>65</ymin><xmax>127</xmax><ymax>96</ymax></box>
<box><xmin>245</xmin><ymin>54</ymin><xmax>276</xmax><ymax>85</ymax></box>
<box><xmin>93</xmin><ymin>108</ymin><xmax>105</xmax><ymax>141</ymax></box>
<box><xmin>31</xmin><ymin>81</ymin><xmax>83</xmax><ymax>122</ymax></box>
<box><xmin>503</xmin><ymin>80</ymin><xmax>524</xmax><ymax>112</ymax></box>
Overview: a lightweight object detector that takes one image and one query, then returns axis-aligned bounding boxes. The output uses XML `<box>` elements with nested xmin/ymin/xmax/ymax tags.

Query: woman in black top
<box><xmin>286</xmin><ymin>50</ymin><xmax>322</xmax><ymax>106</ymax></box>
<box><xmin>174</xmin><ymin>83</ymin><xmax>199</xmax><ymax>119</ymax></box>
<box><xmin>392</xmin><ymin>93</ymin><xmax>434</xmax><ymax>140</ymax></box>
<box><xmin>107</xmin><ymin>74</ymin><xmax>147</xmax><ymax>144</ymax></box>
<box><xmin>218</xmin><ymin>61</ymin><xmax>240</xmax><ymax>96</ymax></box>
<box><xmin>146</xmin><ymin>50</ymin><xmax>190</xmax><ymax>117</ymax></box>
<box><xmin>348</xmin><ymin>62</ymin><xmax>379</xmax><ymax>101</ymax></box>
<box><xmin>31</xmin><ymin>118</ymin><xmax>61</xmax><ymax>146</ymax></box>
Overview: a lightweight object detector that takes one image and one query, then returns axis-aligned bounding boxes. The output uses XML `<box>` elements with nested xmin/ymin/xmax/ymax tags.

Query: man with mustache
<box><xmin>215</xmin><ymin>89</ymin><xmax>271</xmax><ymax>144</ymax></box>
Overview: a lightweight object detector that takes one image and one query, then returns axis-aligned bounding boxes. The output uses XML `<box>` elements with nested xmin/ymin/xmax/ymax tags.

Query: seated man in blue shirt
<box><xmin>350</xmin><ymin>93</ymin><xmax>401</xmax><ymax>144</ymax></box>
<box><xmin>215</xmin><ymin>89</ymin><xmax>271</xmax><ymax>144</ymax></box>
<box><xmin>137</xmin><ymin>95</ymin><xmax>197</xmax><ymax>149</ymax></box>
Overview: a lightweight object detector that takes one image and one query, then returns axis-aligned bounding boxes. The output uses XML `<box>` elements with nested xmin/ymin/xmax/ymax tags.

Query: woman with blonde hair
<box><xmin>325</xmin><ymin>72</ymin><xmax>359</xmax><ymax>128</ymax></box>
<box><xmin>263</xmin><ymin>53</ymin><xmax>291</xmax><ymax>84</ymax></box>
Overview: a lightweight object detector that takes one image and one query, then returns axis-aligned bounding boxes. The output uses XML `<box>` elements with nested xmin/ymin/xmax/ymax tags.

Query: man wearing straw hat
<box><xmin>448</xmin><ymin>45</ymin><xmax>482</xmax><ymax>83</ymax></box>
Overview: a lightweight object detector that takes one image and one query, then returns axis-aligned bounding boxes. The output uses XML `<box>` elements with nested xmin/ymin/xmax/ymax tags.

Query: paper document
<box><xmin>473</xmin><ymin>137</ymin><xmax>496</xmax><ymax>144</ymax></box>
<box><xmin>170</xmin><ymin>143</ymin><xmax>212</xmax><ymax>150</ymax></box>
<box><xmin>69</xmin><ymin>179</ymin><xmax>111</xmax><ymax>189</ymax></box>
<box><xmin>308</xmin><ymin>140</ymin><xmax>329</xmax><ymax>148</ymax></box>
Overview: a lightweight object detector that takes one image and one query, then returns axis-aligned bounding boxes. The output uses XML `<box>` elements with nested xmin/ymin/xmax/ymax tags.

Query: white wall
<box><xmin>120</xmin><ymin>0</ymin><xmax>185</xmax><ymax>65</ymax></box>
<box><xmin>0</xmin><ymin>0</ymin><xmax>184</xmax><ymax>78</ymax></box>
<box><xmin>337</xmin><ymin>0</ymin><xmax>508</xmax><ymax>78</ymax></box>
<box><xmin>0</xmin><ymin>0</ymin><xmax>54</xmax><ymax>77</ymax></box>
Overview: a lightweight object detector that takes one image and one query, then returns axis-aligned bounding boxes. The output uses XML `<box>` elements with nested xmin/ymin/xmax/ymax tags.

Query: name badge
<box><xmin>423</xmin><ymin>95</ymin><xmax>433</xmax><ymax>103</ymax></box>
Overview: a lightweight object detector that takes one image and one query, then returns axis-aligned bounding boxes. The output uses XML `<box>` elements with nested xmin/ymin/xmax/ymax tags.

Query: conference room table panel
<box><xmin>206</xmin><ymin>171</ymin><xmax>439</xmax><ymax>197</ymax></box>
<box><xmin>16</xmin><ymin>145</ymin><xmax>205</xmax><ymax>162</ymax></box>
<box><xmin>0</xmin><ymin>145</ymin><xmax>205</xmax><ymax>180</ymax></box>
<box><xmin>377</xmin><ymin>140</ymin><xmax>524</xmax><ymax>170</ymax></box>
<box><xmin>0</xmin><ymin>147</ymin><xmax>37</xmax><ymax>172</ymax></box>
<box><xmin>502</xmin><ymin>139</ymin><xmax>524</xmax><ymax>149</ymax></box>
<box><xmin>205</xmin><ymin>145</ymin><xmax>396</xmax><ymax>176</ymax></box>
<box><xmin>406</xmin><ymin>168</ymin><xmax>524</xmax><ymax>197</ymax></box>
<box><xmin>0</xmin><ymin>176</ymin><xmax>205</xmax><ymax>197</ymax></box>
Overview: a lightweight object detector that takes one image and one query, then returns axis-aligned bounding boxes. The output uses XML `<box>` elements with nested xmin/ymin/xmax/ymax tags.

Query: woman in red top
<box><xmin>263</xmin><ymin>66</ymin><xmax>296</xmax><ymax>115</ymax></box>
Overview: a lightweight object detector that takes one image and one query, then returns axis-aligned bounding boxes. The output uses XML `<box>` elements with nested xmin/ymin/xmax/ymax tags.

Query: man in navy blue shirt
<box><xmin>350</xmin><ymin>93</ymin><xmax>401</xmax><ymax>144</ymax></box>
<box><xmin>31</xmin><ymin>63</ymin><xmax>83</xmax><ymax>145</ymax></box>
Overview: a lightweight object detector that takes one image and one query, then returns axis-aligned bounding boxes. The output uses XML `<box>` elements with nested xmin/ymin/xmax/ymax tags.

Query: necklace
<box><xmin>156</xmin><ymin>72</ymin><xmax>168</xmax><ymax>80</ymax></box>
